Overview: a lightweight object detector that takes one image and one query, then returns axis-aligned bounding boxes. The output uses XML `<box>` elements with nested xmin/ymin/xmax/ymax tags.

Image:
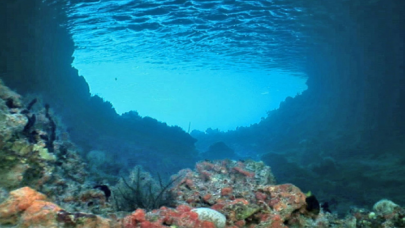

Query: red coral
<box><xmin>233</xmin><ymin>167</ymin><xmax>255</xmax><ymax>177</ymax></box>
<box><xmin>122</xmin><ymin>215</ymin><xmax>137</xmax><ymax>228</ymax></box>
<box><xmin>176</xmin><ymin>204</ymin><xmax>192</xmax><ymax>213</ymax></box>
<box><xmin>140</xmin><ymin>221</ymin><xmax>165</xmax><ymax>228</ymax></box>
<box><xmin>255</xmin><ymin>191</ymin><xmax>268</xmax><ymax>201</ymax></box>
<box><xmin>199</xmin><ymin>221</ymin><xmax>216</xmax><ymax>228</ymax></box>
<box><xmin>258</xmin><ymin>213</ymin><xmax>271</xmax><ymax>222</ymax></box>
<box><xmin>203</xmin><ymin>194</ymin><xmax>212</xmax><ymax>202</ymax></box>
<box><xmin>200</xmin><ymin>170</ymin><xmax>212</xmax><ymax>181</ymax></box>
<box><xmin>211</xmin><ymin>201</ymin><xmax>226</xmax><ymax>211</ymax></box>
<box><xmin>229</xmin><ymin>198</ymin><xmax>249</xmax><ymax>205</ymax></box>
<box><xmin>201</xmin><ymin>161</ymin><xmax>216</xmax><ymax>170</ymax></box>
<box><xmin>132</xmin><ymin>209</ymin><xmax>146</xmax><ymax>222</ymax></box>
<box><xmin>139</xmin><ymin>221</ymin><xmax>152</xmax><ymax>228</ymax></box>
<box><xmin>175</xmin><ymin>211</ymin><xmax>200</xmax><ymax>227</ymax></box>
<box><xmin>221</xmin><ymin>187</ymin><xmax>233</xmax><ymax>196</ymax></box>
<box><xmin>185</xmin><ymin>179</ymin><xmax>194</xmax><ymax>188</ymax></box>
<box><xmin>159</xmin><ymin>207</ymin><xmax>179</xmax><ymax>225</ymax></box>
<box><xmin>235</xmin><ymin>219</ymin><xmax>246</xmax><ymax>227</ymax></box>
<box><xmin>122</xmin><ymin>208</ymin><xmax>147</xmax><ymax>228</ymax></box>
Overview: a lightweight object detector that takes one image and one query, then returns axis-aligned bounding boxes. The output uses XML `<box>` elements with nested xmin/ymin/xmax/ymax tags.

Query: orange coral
<box><xmin>20</xmin><ymin>201</ymin><xmax>61</xmax><ymax>228</ymax></box>
<box><xmin>0</xmin><ymin>186</ymin><xmax>47</xmax><ymax>224</ymax></box>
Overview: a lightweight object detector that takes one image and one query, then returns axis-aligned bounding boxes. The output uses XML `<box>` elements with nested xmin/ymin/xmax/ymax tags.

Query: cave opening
<box><xmin>1</xmin><ymin>0</ymin><xmax>404</xmax><ymax>225</ymax></box>
<box><xmin>68</xmin><ymin>0</ymin><xmax>309</xmax><ymax>132</ymax></box>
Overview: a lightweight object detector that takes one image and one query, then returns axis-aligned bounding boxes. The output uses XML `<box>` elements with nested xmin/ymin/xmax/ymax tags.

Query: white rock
<box><xmin>373</xmin><ymin>199</ymin><xmax>399</xmax><ymax>215</ymax></box>
<box><xmin>191</xmin><ymin>208</ymin><xmax>226</xmax><ymax>228</ymax></box>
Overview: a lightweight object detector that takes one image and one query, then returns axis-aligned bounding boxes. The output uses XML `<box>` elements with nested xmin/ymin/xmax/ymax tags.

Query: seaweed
<box><xmin>23</xmin><ymin>114</ymin><xmax>37</xmax><ymax>143</ymax></box>
<box><xmin>44</xmin><ymin>104</ymin><xmax>56</xmax><ymax>152</ymax></box>
<box><xmin>115</xmin><ymin>167</ymin><xmax>181</xmax><ymax>211</ymax></box>
<box><xmin>26</xmin><ymin>98</ymin><xmax>37</xmax><ymax>111</ymax></box>
<box><xmin>20</xmin><ymin>98</ymin><xmax>37</xmax><ymax>114</ymax></box>
<box><xmin>21</xmin><ymin>99</ymin><xmax>39</xmax><ymax>142</ymax></box>
<box><xmin>23</xmin><ymin>114</ymin><xmax>36</xmax><ymax>133</ymax></box>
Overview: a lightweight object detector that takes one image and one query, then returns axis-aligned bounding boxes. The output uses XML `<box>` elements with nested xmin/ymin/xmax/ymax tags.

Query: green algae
<box><xmin>236</xmin><ymin>204</ymin><xmax>260</xmax><ymax>220</ymax></box>
<box><xmin>38</xmin><ymin>148</ymin><xmax>55</xmax><ymax>161</ymax></box>
<box><xmin>225</xmin><ymin>202</ymin><xmax>260</xmax><ymax>221</ymax></box>
<box><xmin>0</xmin><ymin>150</ymin><xmax>19</xmax><ymax>170</ymax></box>
<box><xmin>11</xmin><ymin>139</ymin><xmax>32</xmax><ymax>156</ymax></box>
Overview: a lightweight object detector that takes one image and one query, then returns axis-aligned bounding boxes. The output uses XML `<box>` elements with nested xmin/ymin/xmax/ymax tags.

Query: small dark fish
<box><xmin>321</xmin><ymin>202</ymin><xmax>332</xmax><ymax>213</ymax></box>
<box><xmin>306</xmin><ymin>195</ymin><xmax>320</xmax><ymax>215</ymax></box>
<box><xmin>94</xmin><ymin>185</ymin><xmax>111</xmax><ymax>202</ymax></box>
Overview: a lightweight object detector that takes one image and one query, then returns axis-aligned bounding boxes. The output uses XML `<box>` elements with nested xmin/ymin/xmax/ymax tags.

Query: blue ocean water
<box><xmin>68</xmin><ymin>0</ymin><xmax>314</xmax><ymax>71</ymax></box>
<box><xmin>65</xmin><ymin>0</ymin><xmax>338</xmax><ymax>130</ymax></box>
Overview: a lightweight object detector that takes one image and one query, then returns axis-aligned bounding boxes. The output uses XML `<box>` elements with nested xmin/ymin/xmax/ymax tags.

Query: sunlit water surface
<box><xmin>66</xmin><ymin>0</ymin><xmax>343</xmax><ymax>130</ymax></box>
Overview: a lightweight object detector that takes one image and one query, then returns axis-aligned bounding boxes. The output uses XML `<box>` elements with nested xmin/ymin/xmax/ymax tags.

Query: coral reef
<box><xmin>372</xmin><ymin>199</ymin><xmax>400</xmax><ymax>215</ymax></box>
<box><xmin>0</xmin><ymin>80</ymin><xmax>92</xmax><ymax>213</ymax></box>
<box><xmin>0</xmin><ymin>80</ymin><xmax>54</xmax><ymax>190</ymax></box>
<box><xmin>171</xmin><ymin>160</ymin><xmax>275</xmax><ymax>208</ymax></box>
<box><xmin>2</xmin><ymin>80</ymin><xmax>405</xmax><ymax>228</ymax></box>
<box><xmin>2</xmin><ymin>181</ymin><xmax>405</xmax><ymax>228</ymax></box>
<box><xmin>0</xmin><ymin>187</ymin><xmax>110</xmax><ymax>228</ymax></box>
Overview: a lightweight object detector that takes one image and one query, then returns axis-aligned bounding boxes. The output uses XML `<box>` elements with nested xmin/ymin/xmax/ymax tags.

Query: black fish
<box><xmin>94</xmin><ymin>185</ymin><xmax>111</xmax><ymax>202</ymax></box>
<box><xmin>321</xmin><ymin>202</ymin><xmax>332</xmax><ymax>213</ymax></box>
<box><xmin>306</xmin><ymin>195</ymin><xmax>320</xmax><ymax>215</ymax></box>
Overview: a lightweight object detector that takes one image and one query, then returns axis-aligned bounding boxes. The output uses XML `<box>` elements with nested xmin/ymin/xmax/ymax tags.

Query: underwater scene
<box><xmin>0</xmin><ymin>0</ymin><xmax>404</xmax><ymax>227</ymax></box>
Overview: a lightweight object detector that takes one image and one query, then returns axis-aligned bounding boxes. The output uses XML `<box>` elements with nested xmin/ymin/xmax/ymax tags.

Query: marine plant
<box><xmin>113</xmin><ymin>166</ymin><xmax>180</xmax><ymax>211</ymax></box>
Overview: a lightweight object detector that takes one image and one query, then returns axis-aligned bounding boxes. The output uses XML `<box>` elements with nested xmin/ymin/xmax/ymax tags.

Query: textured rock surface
<box><xmin>191</xmin><ymin>208</ymin><xmax>226</xmax><ymax>228</ymax></box>
<box><xmin>172</xmin><ymin>160</ymin><xmax>276</xmax><ymax>209</ymax></box>
<box><xmin>0</xmin><ymin>187</ymin><xmax>48</xmax><ymax>224</ymax></box>
<box><xmin>19</xmin><ymin>200</ymin><xmax>61</xmax><ymax>228</ymax></box>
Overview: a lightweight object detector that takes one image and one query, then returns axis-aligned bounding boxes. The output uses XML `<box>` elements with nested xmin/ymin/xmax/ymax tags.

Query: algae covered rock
<box><xmin>19</xmin><ymin>200</ymin><xmax>62</xmax><ymax>228</ymax></box>
<box><xmin>223</xmin><ymin>201</ymin><xmax>260</xmax><ymax>221</ymax></box>
<box><xmin>35</xmin><ymin>144</ymin><xmax>56</xmax><ymax>161</ymax></box>
<box><xmin>0</xmin><ymin>163</ymin><xmax>30</xmax><ymax>189</ymax></box>
<box><xmin>0</xmin><ymin>79</ymin><xmax>22</xmax><ymax>110</ymax></box>
<box><xmin>0</xmin><ymin>187</ymin><xmax>47</xmax><ymax>225</ymax></box>
<box><xmin>0</xmin><ymin>81</ymin><xmax>65</xmax><ymax>190</ymax></box>
<box><xmin>0</xmin><ymin>187</ymin><xmax>112</xmax><ymax>228</ymax></box>
<box><xmin>373</xmin><ymin>199</ymin><xmax>400</xmax><ymax>215</ymax></box>
<box><xmin>244</xmin><ymin>159</ymin><xmax>276</xmax><ymax>185</ymax></box>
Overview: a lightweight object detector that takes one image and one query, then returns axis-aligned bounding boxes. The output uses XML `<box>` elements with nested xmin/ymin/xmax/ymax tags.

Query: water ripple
<box><xmin>68</xmin><ymin>0</ymin><xmax>356</xmax><ymax>73</ymax></box>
